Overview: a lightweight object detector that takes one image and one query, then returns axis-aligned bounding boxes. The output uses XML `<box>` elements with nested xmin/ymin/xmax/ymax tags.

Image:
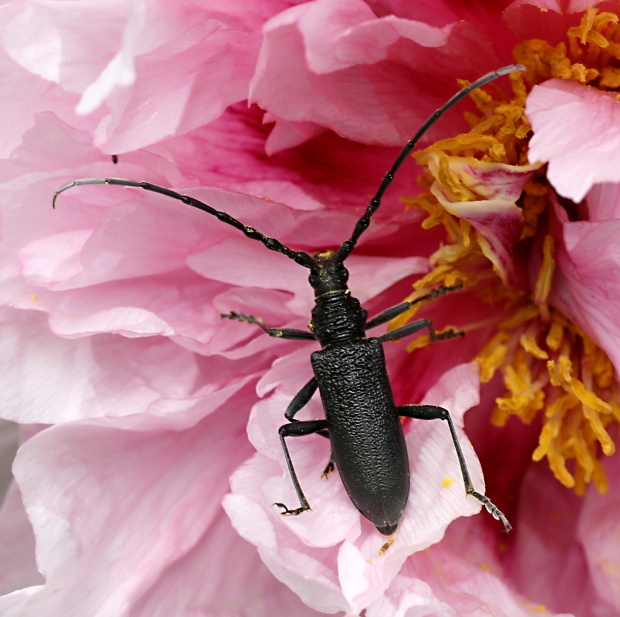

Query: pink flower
<box><xmin>1</xmin><ymin>1</ymin><xmax>620</xmax><ymax>616</ymax></box>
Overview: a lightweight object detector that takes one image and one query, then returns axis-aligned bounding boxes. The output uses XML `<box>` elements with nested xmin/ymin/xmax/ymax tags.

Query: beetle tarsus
<box><xmin>434</xmin><ymin>327</ymin><xmax>465</xmax><ymax>341</ymax></box>
<box><xmin>274</xmin><ymin>502</ymin><xmax>311</xmax><ymax>516</ymax></box>
<box><xmin>321</xmin><ymin>460</ymin><xmax>335</xmax><ymax>479</ymax></box>
<box><xmin>469</xmin><ymin>490</ymin><xmax>512</xmax><ymax>532</ymax></box>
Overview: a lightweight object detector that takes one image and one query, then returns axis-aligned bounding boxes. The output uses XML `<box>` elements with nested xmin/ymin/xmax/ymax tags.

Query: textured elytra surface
<box><xmin>311</xmin><ymin>338</ymin><xmax>409</xmax><ymax>529</ymax></box>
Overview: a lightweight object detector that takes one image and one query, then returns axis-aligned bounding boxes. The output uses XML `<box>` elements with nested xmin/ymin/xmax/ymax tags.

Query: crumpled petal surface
<box><xmin>251</xmin><ymin>0</ymin><xmax>514</xmax><ymax>149</ymax></box>
<box><xmin>420</xmin><ymin>152</ymin><xmax>538</xmax><ymax>284</ymax></box>
<box><xmin>527</xmin><ymin>79</ymin><xmax>620</xmax><ymax>202</ymax></box>
<box><xmin>547</xmin><ymin>191</ymin><xmax>620</xmax><ymax>374</ymax></box>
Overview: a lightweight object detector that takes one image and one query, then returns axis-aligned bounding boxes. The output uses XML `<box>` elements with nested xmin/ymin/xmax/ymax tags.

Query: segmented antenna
<box><xmin>53</xmin><ymin>178</ymin><xmax>316</xmax><ymax>270</ymax></box>
<box><xmin>335</xmin><ymin>63</ymin><xmax>526</xmax><ymax>264</ymax></box>
<box><xmin>53</xmin><ymin>64</ymin><xmax>524</xmax><ymax>271</ymax></box>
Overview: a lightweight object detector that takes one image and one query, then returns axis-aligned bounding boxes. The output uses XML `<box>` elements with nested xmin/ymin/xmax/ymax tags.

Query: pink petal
<box><xmin>578</xmin><ymin>450</ymin><xmax>620</xmax><ymax>613</ymax></box>
<box><xmin>368</xmin><ymin>516</ymin><xmax>569</xmax><ymax>617</ymax></box>
<box><xmin>584</xmin><ymin>182</ymin><xmax>620</xmax><ymax>221</ymax></box>
<box><xmin>157</xmin><ymin>103</ymin><xmax>426</xmax><ymax>220</ymax></box>
<box><xmin>507</xmin><ymin>0</ymin><xmax>563</xmax><ymax>10</ymax></box>
<box><xmin>527</xmin><ymin>79</ymin><xmax>620</xmax><ymax>202</ymax></box>
<box><xmin>4</xmin><ymin>2</ymin><xmax>613</xmax><ymax>613</ymax></box>
<box><xmin>510</xmin><ymin>460</ymin><xmax>606</xmax><ymax>615</ymax></box>
<box><xmin>0</xmin><ymin>308</ymin><xmax>252</xmax><ymax>427</ymax></box>
<box><xmin>548</xmin><ymin>195</ymin><xmax>620</xmax><ymax>374</ymax></box>
<box><xmin>0</xmin><ymin>401</ymin><xmax>254</xmax><ymax>616</ymax></box>
<box><xmin>423</xmin><ymin>155</ymin><xmax>537</xmax><ymax>285</ymax></box>
<box><xmin>129</xmin><ymin>505</ymin><xmax>325</xmax><ymax>617</ymax></box>
<box><xmin>3</xmin><ymin>0</ymin><xmax>291</xmax><ymax>153</ymax></box>
<box><xmin>0</xmin><ymin>42</ymin><xmax>70</xmax><ymax>160</ymax></box>
<box><xmin>251</xmin><ymin>0</ymin><xmax>512</xmax><ymax>147</ymax></box>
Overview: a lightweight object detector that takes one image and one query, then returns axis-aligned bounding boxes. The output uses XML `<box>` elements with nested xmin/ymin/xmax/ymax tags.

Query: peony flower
<box><xmin>1</xmin><ymin>1</ymin><xmax>620</xmax><ymax>616</ymax></box>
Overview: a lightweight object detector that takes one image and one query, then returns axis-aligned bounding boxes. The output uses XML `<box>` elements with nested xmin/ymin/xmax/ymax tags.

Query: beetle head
<box><xmin>308</xmin><ymin>250</ymin><xmax>350</xmax><ymax>298</ymax></box>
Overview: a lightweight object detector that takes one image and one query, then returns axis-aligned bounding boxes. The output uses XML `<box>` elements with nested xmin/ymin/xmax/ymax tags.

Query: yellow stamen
<box><xmin>567</xmin><ymin>9</ymin><xmax>618</xmax><ymax>48</ymax></box>
<box><xmin>520</xmin><ymin>334</ymin><xmax>548</xmax><ymax>360</ymax></box>
<box><xmin>478</xmin><ymin>332</ymin><xmax>510</xmax><ymax>383</ymax></box>
<box><xmin>533</xmin><ymin>235</ymin><xmax>555</xmax><ymax>314</ymax></box>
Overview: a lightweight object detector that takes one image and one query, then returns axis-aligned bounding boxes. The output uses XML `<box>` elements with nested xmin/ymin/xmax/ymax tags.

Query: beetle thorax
<box><xmin>309</xmin><ymin>250</ymin><xmax>367</xmax><ymax>347</ymax></box>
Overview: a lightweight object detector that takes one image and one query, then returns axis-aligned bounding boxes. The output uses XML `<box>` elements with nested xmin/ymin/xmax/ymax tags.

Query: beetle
<box><xmin>54</xmin><ymin>64</ymin><xmax>523</xmax><ymax>536</ymax></box>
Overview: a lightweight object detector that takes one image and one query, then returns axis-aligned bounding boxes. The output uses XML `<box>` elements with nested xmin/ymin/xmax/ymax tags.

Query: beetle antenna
<box><xmin>53</xmin><ymin>178</ymin><xmax>316</xmax><ymax>270</ymax></box>
<box><xmin>335</xmin><ymin>64</ymin><xmax>526</xmax><ymax>265</ymax></box>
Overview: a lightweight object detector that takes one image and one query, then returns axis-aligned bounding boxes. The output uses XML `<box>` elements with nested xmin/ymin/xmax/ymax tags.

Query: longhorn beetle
<box><xmin>54</xmin><ymin>64</ymin><xmax>523</xmax><ymax>536</ymax></box>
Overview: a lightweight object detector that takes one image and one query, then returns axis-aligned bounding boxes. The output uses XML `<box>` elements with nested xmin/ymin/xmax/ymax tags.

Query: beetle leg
<box><xmin>221</xmin><ymin>311</ymin><xmax>316</xmax><ymax>340</ymax></box>
<box><xmin>376</xmin><ymin>317</ymin><xmax>463</xmax><ymax>344</ymax></box>
<box><xmin>397</xmin><ymin>404</ymin><xmax>512</xmax><ymax>532</ymax></box>
<box><xmin>275</xmin><ymin>419</ymin><xmax>329</xmax><ymax>516</ymax></box>
<box><xmin>285</xmin><ymin>378</ymin><xmax>318</xmax><ymax>420</ymax></box>
<box><xmin>285</xmin><ymin>378</ymin><xmax>329</xmax><ymax>435</ymax></box>
<box><xmin>321</xmin><ymin>456</ymin><xmax>336</xmax><ymax>479</ymax></box>
<box><xmin>284</xmin><ymin>379</ymin><xmax>332</xmax><ymax>479</ymax></box>
<box><xmin>365</xmin><ymin>284</ymin><xmax>462</xmax><ymax>330</ymax></box>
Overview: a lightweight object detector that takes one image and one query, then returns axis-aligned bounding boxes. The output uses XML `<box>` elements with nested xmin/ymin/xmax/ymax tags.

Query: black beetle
<box><xmin>54</xmin><ymin>64</ymin><xmax>522</xmax><ymax>536</ymax></box>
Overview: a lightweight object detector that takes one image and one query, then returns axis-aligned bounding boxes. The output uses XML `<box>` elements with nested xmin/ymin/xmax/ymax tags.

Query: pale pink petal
<box><xmin>129</xmin><ymin>505</ymin><xmax>325</xmax><ymax>617</ymax></box>
<box><xmin>397</xmin><ymin>364</ymin><xmax>490</xmax><ymax>540</ymax></box>
<box><xmin>0</xmin><ymin>402</ymin><xmax>253</xmax><ymax>617</ymax></box>
<box><xmin>0</xmin><ymin>308</ymin><xmax>254</xmax><ymax>427</ymax></box>
<box><xmin>224</xmin><ymin>455</ymin><xmax>353</xmax><ymax>614</ymax></box>
<box><xmin>0</xmin><ymin>41</ymin><xmax>72</xmax><ymax>160</ymax></box>
<box><xmin>547</xmin><ymin>196</ymin><xmax>620</xmax><ymax>374</ymax></box>
<box><xmin>3</xmin><ymin>0</ymin><xmax>292</xmax><ymax>153</ymax></box>
<box><xmin>0</xmin><ymin>97</ymin><xmax>431</xmax><ymax>354</ymax></box>
<box><xmin>9</xmin><ymin>167</ymin><xmax>425</xmax><ymax>350</ymax></box>
<box><xmin>527</xmin><ymin>79</ymin><xmax>620</xmax><ymax>202</ymax></box>
<box><xmin>577</xmin><ymin>450</ymin><xmax>620</xmax><ymax>614</ymax></box>
<box><xmin>251</xmin><ymin>0</ymin><xmax>512</xmax><ymax>147</ymax></box>
<box><xmin>192</xmin><ymin>238</ymin><xmax>427</xmax><ymax>317</ymax></box>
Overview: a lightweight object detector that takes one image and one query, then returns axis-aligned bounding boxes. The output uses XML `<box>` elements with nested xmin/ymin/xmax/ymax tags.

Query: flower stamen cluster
<box><xmin>393</xmin><ymin>7</ymin><xmax>620</xmax><ymax>495</ymax></box>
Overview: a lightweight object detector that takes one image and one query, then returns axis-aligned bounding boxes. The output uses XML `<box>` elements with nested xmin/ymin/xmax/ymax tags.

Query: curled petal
<box><xmin>422</xmin><ymin>151</ymin><xmax>538</xmax><ymax>284</ymax></box>
<box><xmin>3</xmin><ymin>0</ymin><xmax>286</xmax><ymax>152</ymax></box>
<box><xmin>549</xmin><ymin>193</ymin><xmax>620</xmax><ymax>375</ymax></box>
<box><xmin>527</xmin><ymin>79</ymin><xmax>620</xmax><ymax>202</ymax></box>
